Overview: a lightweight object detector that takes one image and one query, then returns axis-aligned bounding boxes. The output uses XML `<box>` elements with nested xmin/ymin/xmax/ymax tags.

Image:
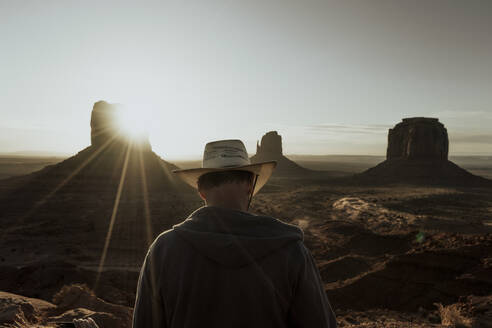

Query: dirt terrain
<box><xmin>1</xmin><ymin>157</ymin><xmax>492</xmax><ymax>327</ymax></box>
<box><xmin>254</xmin><ymin>178</ymin><xmax>492</xmax><ymax>326</ymax></box>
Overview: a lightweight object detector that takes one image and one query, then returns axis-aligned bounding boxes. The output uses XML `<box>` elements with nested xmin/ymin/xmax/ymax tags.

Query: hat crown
<box><xmin>202</xmin><ymin>139</ymin><xmax>251</xmax><ymax>168</ymax></box>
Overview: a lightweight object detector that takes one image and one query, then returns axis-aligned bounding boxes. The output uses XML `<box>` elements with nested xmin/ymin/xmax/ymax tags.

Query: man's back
<box><xmin>133</xmin><ymin>206</ymin><xmax>336</xmax><ymax>328</ymax></box>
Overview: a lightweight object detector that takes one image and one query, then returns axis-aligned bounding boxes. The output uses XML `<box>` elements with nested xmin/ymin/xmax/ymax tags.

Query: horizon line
<box><xmin>1</xmin><ymin>150</ymin><xmax>491</xmax><ymax>161</ymax></box>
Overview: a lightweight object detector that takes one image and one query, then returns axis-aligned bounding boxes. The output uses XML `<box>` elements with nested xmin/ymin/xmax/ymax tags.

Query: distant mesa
<box><xmin>356</xmin><ymin>117</ymin><xmax>490</xmax><ymax>186</ymax></box>
<box><xmin>250</xmin><ymin>131</ymin><xmax>312</xmax><ymax>176</ymax></box>
<box><xmin>90</xmin><ymin>100</ymin><xmax>151</xmax><ymax>151</ymax></box>
<box><xmin>387</xmin><ymin>117</ymin><xmax>448</xmax><ymax>161</ymax></box>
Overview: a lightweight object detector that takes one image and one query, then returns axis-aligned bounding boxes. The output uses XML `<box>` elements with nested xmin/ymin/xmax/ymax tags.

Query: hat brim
<box><xmin>173</xmin><ymin>161</ymin><xmax>277</xmax><ymax>195</ymax></box>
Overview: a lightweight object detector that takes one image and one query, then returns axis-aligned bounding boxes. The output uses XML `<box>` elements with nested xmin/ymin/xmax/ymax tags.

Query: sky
<box><xmin>1</xmin><ymin>0</ymin><xmax>491</xmax><ymax>160</ymax></box>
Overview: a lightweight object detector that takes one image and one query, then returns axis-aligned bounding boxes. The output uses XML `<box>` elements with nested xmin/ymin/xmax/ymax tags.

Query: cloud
<box><xmin>449</xmin><ymin>133</ymin><xmax>492</xmax><ymax>144</ymax></box>
<box><xmin>432</xmin><ymin>110</ymin><xmax>487</xmax><ymax>118</ymax></box>
<box><xmin>430</xmin><ymin>110</ymin><xmax>492</xmax><ymax>122</ymax></box>
<box><xmin>261</xmin><ymin>123</ymin><xmax>491</xmax><ymax>156</ymax></box>
<box><xmin>307</xmin><ymin>123</ymin><xmax>392</xmax><ymax>135</ymax></box>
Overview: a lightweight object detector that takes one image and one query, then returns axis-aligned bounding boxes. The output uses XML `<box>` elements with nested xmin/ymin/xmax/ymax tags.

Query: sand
<box><xmin>1</xmin><ymin>158</ymin><xmax>492</xmax><ymax>327</ymax></box>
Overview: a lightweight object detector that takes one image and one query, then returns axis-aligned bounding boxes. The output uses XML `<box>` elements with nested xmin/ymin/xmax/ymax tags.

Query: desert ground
<box><xmin>3</xmin><ymin>154</ymin><xmax>489</xmax><ymax>181</ymax></box>
<box><xmin>1</xmin><ymin>154</ymin><xmax>492</xmax><ymax>327</ymax></box>
<box><xmin>0</xmin><ymin>156</ymin><xmax>65</xmax><ymax>180</ymax></box>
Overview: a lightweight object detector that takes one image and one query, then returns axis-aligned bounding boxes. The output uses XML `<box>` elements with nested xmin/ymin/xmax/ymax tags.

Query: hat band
<box><xmin>202</xmin><ymin>140</ymin><xmax>251</xmax><ymax>169</ymax></box>
<box><xmin>203</xmin><ymin>156</ymin><xmax>250</xmax><ymax>168</ymax></box>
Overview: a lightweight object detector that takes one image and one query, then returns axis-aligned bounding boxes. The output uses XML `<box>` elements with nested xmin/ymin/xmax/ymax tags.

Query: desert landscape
<box><xmin>0</xmin><ymin>103</ymin><xmax>491</xmax><ymax>327</ymax></box>
<box><xmin>2</xmin><ymin>1</ymin><xmax>492</xmax><ymax>327</ymax></box>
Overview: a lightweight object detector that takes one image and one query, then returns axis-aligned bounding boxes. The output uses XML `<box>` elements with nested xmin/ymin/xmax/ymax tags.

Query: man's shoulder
<box><xmin>148</xmin><ymin>229</ymin><xmax>182</xmax><ymax>254</ymax></box>
<box><xmin>284</xmin><ymin>239</ymin><xmax>310</xmax><ymax>259</ymax></box>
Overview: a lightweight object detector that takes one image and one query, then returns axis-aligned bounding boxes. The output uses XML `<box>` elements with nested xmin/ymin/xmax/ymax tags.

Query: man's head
<box><xmin>173</xmin><ymin>139</ymin><xmax>277</xmax><ymax>211</ymax></box>
<box><xmin>197</xmin><ymin>170</ymin><xmax>255</xmax><ymax>211</ymax></box>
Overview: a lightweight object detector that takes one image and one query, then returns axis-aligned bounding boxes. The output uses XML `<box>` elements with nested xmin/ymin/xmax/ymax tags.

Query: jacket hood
<box><xmin>173</xmin><ymin>206</ymin><xmax>303</xmax><ymax>268</ymax></box>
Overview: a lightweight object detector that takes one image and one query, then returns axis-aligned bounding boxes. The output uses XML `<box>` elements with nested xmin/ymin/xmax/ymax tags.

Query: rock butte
<box><xmin>356</xmin><ymin>117</ymin><xmax>490</xmax><ymax>186</ymax></box>
<box><xmin>386</xmin><ymin>117</ymin><xmax>448</xmax><ymax>161</ymax></box>
<box><xmin>90</xmin><ymin>100</ymin><xmax>151</xmax><ymax>151</ymax></box>
<box><xmin>250</xmin><ymin>131</ymin><xmax>311</xmax><ymax>176</ymax></box>
<box><xmin>90</xmin><ymin>101</ymin><xmax>119</xmax><ymax>147</ymax></box>
<box><xmin>256</xmin><ymin>131</ymin><xmax>283</xmax><ymax>156</ymax></box>
<box><xmin>0</xmin><ymin>100</ymin><xmax>199</xmax><ymax>270</ymax></box>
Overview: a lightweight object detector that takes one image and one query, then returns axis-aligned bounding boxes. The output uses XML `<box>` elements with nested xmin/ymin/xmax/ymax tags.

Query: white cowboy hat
<box><xmin>173</xmin><ymin>139</ymin><xmax>276</xmax><ymax>195</ymax></box>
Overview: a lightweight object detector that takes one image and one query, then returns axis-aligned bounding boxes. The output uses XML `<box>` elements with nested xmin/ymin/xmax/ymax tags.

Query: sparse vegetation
<box><xmin>436</xmin><ymin>303</ymin><xmax>472</xmax><ymax>327</ymax></box>
<box><xmin>52</xmin><ymin>284</ymin><xmax>94</xmax><ymax>305</ymax></box>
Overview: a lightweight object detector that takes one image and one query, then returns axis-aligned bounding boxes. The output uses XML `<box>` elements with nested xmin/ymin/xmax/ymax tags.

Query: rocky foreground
<box><xmin>1</xmin><ymin>182</ymin><xmax>491</xmax><ymax>327</ymax></box>
<box><xmin>2</xmin><ymin>288</ymin><xmax>491</xmax><ymax>327</ymax></box>
<box><xmin>255</xmin><ymin>182</ymin><xmax>492</xmax><ymax>327</ymax></box>
<box><xmin>0</xmin><ymin>285</ymin><xmax>132</xmax><ymax>328</ymax></box>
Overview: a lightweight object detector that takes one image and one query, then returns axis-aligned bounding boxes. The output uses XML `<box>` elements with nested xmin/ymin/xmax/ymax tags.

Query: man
<box><xmin>133</xmin><ymin>139</ymin><xmax>337</xmax><ymax>327</ymax></box>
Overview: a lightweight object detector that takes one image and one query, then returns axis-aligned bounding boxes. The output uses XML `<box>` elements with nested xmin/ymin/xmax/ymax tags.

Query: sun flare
<box><xmin>116</xmin><ymin>108</ymin><xmax>149</xmax><ymax>140</ymax></box>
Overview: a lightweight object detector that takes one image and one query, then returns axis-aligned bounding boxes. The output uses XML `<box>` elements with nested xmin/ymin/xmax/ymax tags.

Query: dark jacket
<box><xmin>133</xmin><ymin>206</ymin><xmax>337</xmax><ymax>328</ymax></box>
